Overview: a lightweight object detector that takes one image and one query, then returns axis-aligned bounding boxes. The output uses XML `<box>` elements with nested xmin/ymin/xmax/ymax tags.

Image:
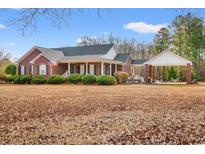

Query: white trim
<box><xmin>144</xmin><ymin>50</ymin><xmax>192</xmax><ymax>66</ymax></box>
<box><xmin>101</xmin><ymin>62</ymin><xmax>104</xmax><ymax>75</ymax></box>
<box><xmin>16</xmin><ymin>46</ymin><xmax>55</xmax><ymax>64</ymax></box>
<box><xmin>110</xmin><ymin>63</ymin><xmax>112</xmax><ymax>75</ymax></box>
<box><xmin>30</xmin><ymin>53</ymin><xmax>52</xmax><ymax>64</ymax></box>
<box><xmin>100</xmin><ymin>46</ymin><xmax>117</xmax><ymax>60</ymax></box>
<box><xmin>59</xmin><ymin>58</ymin><xmax>123</xmax><ymax>64</ymax></box>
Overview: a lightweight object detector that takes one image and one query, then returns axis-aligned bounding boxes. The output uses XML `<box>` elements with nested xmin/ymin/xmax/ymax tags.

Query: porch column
<box><xmin>101</xmin><ymin>62</ymin><xmax>104</xmax><ymax>75</ymax></box>
<box><xmin>68</xmin><ymin>63</ymin><xmax>71</xmax><ymax>76</ymax></box>
<box><xmin>115</xmin><ymin>64</ymin><xmax>117</xmax><ymax>73</ymax></box>
<box><xmin>110</xmin><ymin>64</ymin><xmax>112</xmax><ymax>75</ymax></box>
<box><xmin>186</xmin><ymin>63</ymin><xmax>191</xmax><ymax>84</ymax></box>
<box><xmin>85</xmin><ymin>62</ymin><xmax>88</xmax><ymax>74</ymax></box>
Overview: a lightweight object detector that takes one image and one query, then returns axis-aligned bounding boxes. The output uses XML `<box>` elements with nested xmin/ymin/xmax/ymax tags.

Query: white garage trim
<box><xmin>144</xmin><ymin>50</ymin><xmax>192</xmax><ymax>66</ymax></box>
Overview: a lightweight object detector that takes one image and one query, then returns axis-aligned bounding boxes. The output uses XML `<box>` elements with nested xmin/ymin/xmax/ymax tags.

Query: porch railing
<box><xmin>62</xmin><ymin>71</ymin><xmax>68</xmax><ymax>78</ymax></box>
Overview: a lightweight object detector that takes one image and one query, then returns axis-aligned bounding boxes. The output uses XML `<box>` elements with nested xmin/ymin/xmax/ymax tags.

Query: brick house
<box><xmin>16</xmin><ymin>44</ymin><xmax>132</xmax><ymax>77</ymax></box>
<box><xmin>16</xmin><ymin>44</ymin><xmax>193</xmax><ymax>84</ymax></box>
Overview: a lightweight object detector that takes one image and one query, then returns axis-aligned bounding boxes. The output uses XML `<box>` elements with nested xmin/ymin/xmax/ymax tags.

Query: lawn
<box><xmin>0</xmin><ymin>84</ymin><xmax>205</xmax><ymax>144</ymax></box>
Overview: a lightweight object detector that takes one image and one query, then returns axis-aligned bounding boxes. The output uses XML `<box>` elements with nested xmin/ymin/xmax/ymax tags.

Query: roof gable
<box><xmin>114</xmin><ymin>53</ymin><xmax>131</xmax><ymax>63</ymax></box>
<box><xmin>144</xmin><ymin>50</ymin><xmax>192</xmax><ymax>66</ymax></box>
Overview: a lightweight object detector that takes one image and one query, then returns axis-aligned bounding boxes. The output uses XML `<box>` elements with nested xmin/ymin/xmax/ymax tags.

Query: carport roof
<box><xmin>144</xmin><ymin>50</ymin><xmax>192</xmax><ymax>66</ymax></box>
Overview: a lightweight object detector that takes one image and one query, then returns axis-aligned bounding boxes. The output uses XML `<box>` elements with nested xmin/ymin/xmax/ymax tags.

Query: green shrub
<box><xmin>32</xmin><ymin>76</ymin><xmax>47</xmax><ymax>84</ymax></box>
<box><xmin>14</xmin><ymin>75</ymin><xmax>32</xmax><ymax>84</ymax></box>
<box><xmin>5</xmin><ymin>75</ymin><xmax>16</xmax><ymax>83</ymax></box>
<box><xmin>96</xmin><ymin>75</ymin><xmax>117</xmax><ymax>85</ymax></box>
<box><xmin>168</xmin><ymin>67</ymin><xmax>177</xmax><ymax>81</ymax></box>
<box><xmin>47</xmin><ymin>75</ymin><xmax>65</xmax><ymax>84</ymax></box>
<box><xmin>114</xmin><ymin>71</ymin><xmax>129</xmax><ymax>84</ymax></box>
<box><xmin>5</xmin><ymin>64</ymin><xmax>17</xmax><ymax>76</ymax></box>
<box><xmin>68</xmin><ymin>73</ymin><xmax>82</xmax><ymax>84</ymax></box>
<box><xmin>82</xmin><ymin>74</ymin><xmax>96</xmax><ymax>84</ymax></box>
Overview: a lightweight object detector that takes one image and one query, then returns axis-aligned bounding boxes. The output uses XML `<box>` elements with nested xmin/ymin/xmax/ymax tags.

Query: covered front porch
<box><xmin>59</xmin><ymin>59</ymin><xmax>125</xmax><ymax>77</ymax></box>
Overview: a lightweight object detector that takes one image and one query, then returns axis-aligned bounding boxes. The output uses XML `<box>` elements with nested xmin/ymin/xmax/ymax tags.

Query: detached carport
<box><xmin>144</xmin><ymin>50</ymin><xmax>193</xmax><ymax>84</ymax></box>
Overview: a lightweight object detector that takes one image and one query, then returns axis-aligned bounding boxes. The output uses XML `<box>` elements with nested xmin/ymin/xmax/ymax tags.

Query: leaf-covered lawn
<box><xmin>0</xmin><ymin>84</ymin><xmax>205</xmax><ymax>144</ymax></box>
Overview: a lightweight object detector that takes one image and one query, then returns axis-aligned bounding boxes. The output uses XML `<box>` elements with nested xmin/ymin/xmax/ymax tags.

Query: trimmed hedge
<box><xmin>14</xmin><ymin>75</ymin><xmax>32</xmax><ymax>84</ymax></box>
<box><xmin>96</xmin><ymin>75</ymin><xmax>117</xmax><ymax>85</ymax></box>
<box><xmin>5</xmin><ymin>75</ymin><xmax>17</xmax><ymax>83</ymax></box>
<box><xmin>114</xmin><ymin>71</ymin><xmax>129</xmax><ymax>84</ymax></box>
<box><xmin>32</xmin><ymin>76</ymin><xmax>47</xmax><ymax>84</ymax></box>
<box><xmin>68</xmin><ymin>73</ymin><xmax>82</xmax><ymax>84</ymax></box>
<box><xmin>82</xmin><ymin>74</ymin><xmax>96</xmax><ymax>84</ymax></box>
<box><xmin>47</xmin><ymin>75</ymin><xmax>65</xmax><ymax>84</ymax></box>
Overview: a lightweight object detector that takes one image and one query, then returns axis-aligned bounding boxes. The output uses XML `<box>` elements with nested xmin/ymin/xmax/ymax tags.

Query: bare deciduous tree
<box><xmin>77</xmin><ymin>33</ymin><xmax>154</xmax><ymax>59</ymax></box>
<box><xmin>0</xmin><ymin>48</ymin><xmax>10</xmax><ymax>62</ymax></box>
<box><xmin>9</xmin><ymin>8</ymin><xmax>110</xmax><ymax>35</ymax></box>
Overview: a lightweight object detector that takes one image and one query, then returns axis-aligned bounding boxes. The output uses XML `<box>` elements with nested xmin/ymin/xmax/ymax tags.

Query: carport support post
<box><xmin>145</xmin><ymin>64</ymin><xmax>149</xmax><ymax>83</ymax></box>
<box><xmin>186</xmin><ymin>63</ymin><xmax>191</xmax><ymax>84</ymax></box>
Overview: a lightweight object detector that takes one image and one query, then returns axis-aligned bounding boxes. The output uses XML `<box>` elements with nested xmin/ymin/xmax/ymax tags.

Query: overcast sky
<box><xmin>0</xmin><ymin>8</ymin><xmax>205</xmax><ymax>61</ymax></box>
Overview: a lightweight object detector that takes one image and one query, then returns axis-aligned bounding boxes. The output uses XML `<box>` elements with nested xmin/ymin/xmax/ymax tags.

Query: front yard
<box><xmin>0</xmin><ymin>84</ymin><xmax>205</xmax><ymax>144</ymax></box>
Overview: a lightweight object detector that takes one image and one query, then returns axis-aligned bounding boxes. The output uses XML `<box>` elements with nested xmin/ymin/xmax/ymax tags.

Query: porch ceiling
<box><xmin>58</xmin><ymin>55</ymin><xmax>124</xmax><ymax>64</ymax></box>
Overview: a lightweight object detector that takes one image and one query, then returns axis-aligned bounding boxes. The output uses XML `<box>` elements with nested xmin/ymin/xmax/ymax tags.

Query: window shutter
<box><xmin>84</xmin><ymin>64</ymin><xmax>86</xmax><ymax>74</ymax></box>
<box><xmin>46</xmin><ymin>65</ymin><xmax>48</xmax><ymax>75</ymax></box>
<box><xmin>24</xmin><ymin>66</ymin><xmax>26</xmax><ymax>75</ymax></box>
<box><xmin>30</xmin><ymin>65</ymin><xmax>32</xmax><ymax>75</ymax></box>
<box><xmin>37</xmin><ymin>65</ymin><xmax>39</xmax><ymax>75</ymax></box>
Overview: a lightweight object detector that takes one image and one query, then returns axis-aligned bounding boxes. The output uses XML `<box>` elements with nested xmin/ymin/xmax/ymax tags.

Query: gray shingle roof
<box><xmin>35</xmin><ymin>46</ymin><xmax>64</xmax><ymax>62</ymax></box>
<box><xmin>51</xmin><ymin>44</ymin><xmax>114</xmax><ymax>56</ymax></box>
<box><xmin>114</xmin><ymin>53</ymin><xmax>131</xmax><ymax>63</ymax></box>
<box><xmin>34</xmin><ymin>44</ymin><xmax>131</xmax><ymax>63</ymax></box>
<box><xmin>131</xmin><ymin>59</ymin><xmax>149</xmax><ymax>64</ymax></box>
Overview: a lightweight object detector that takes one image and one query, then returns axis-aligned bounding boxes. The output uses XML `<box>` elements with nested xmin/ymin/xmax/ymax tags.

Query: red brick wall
<box><xmin>18</xmin><ymin>49</ymin><xmax>42</xmax><ymax>75</ymax></box>
<box><xmin>33</xmin><ymin>56</ymin><xmax>51</xmax><ymax>77</ymax></box>
<box><xmin>52</xmin><ymin>63</ymin><xmax>68</xmax><ymax>75</ymax></box>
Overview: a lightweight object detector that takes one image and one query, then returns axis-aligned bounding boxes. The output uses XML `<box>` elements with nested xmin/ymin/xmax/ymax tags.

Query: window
<box><xmin>80</xmin><ymin>64</ymin><xmax>85</xmax><ymax>75</ymax></box>
<box><xmin>89</xmin><ymin>64</ymin><xmax>95</xmax><ymax>75</ymax></box>
<box><xmin>39</xmin><ymin>64</ymin><xmax>47</xmax><ymax>75</ymax></box>
<box><xmin>20</xmin><ymin>65</ymin><xmax>25</xmax><ymax>75</ymax></box>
